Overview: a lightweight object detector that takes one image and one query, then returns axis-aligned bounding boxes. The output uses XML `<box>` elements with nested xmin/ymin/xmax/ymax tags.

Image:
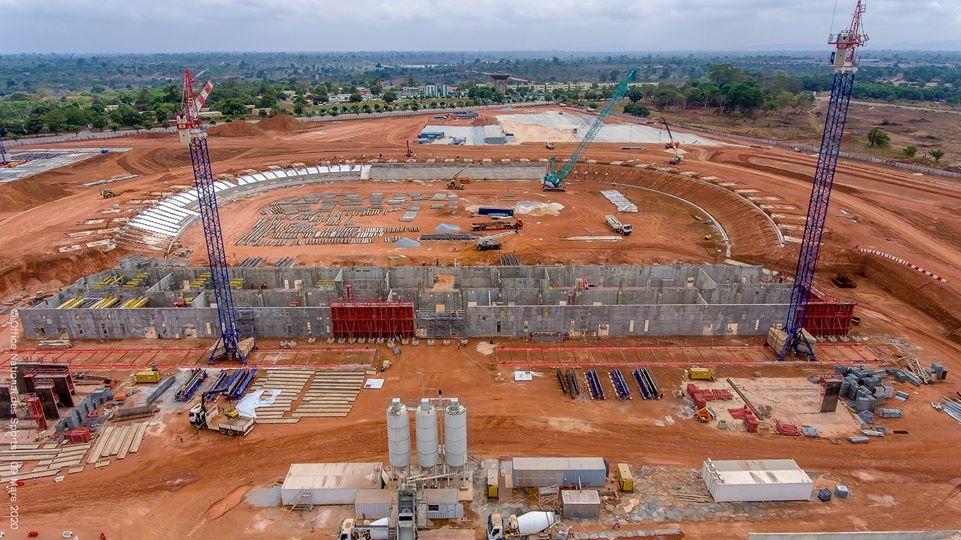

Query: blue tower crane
<box><xmin>779</xmin><ymin>1</ymin><xmax>868</xmax><ymax>360</ymax></box>
<box><xmin>174</xmin><ymin>68</ymin><xmax>249</xmax><ymax>364</ymax></box>
<box><xmin>542</xmin><ymin>67</ymin><xmax>639</xmax><ymax>191</ymax></box>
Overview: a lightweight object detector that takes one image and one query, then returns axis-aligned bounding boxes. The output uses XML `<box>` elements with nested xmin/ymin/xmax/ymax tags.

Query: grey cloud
<box><xmin>0</xmin><ymin>0</ymin><xmax>958</xmax><ymax>52</ymax></box>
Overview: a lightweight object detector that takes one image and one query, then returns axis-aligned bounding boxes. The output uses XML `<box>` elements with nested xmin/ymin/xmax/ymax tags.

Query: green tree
<box><xmin>625</xmin><ymin>87</ymin><xmax>644</xmax><ymax>103</ymax></box>
<box><xmin>725</xmin><ymin>81</ymin><xmax>765</xmax><ymax>114</ymax></box>
<box><xmin>257</xmin><ymin>87</ymin><xmax>278</xmax><ymax>109</ymax></box>
<box><xmin>382</xmin><ymin>91</ymin><xmax>397</xmax><ymax>104</ymax></box>
<box><xmin>902</xmin><ymin>145</ymin><xmax>918</xmax><ymax>158</ymax></box>
<box><xmin>110</xmin><ymin>104</ymin><xmax>142</xmax><ymax>128</ymax></box>
<box><xmin>867</xmin><ymin>127</ymin><xmax>890</xmax><ymax>148</ymax></box>
<box><xmin>653</xmin><ymin>85</ymin><xmax>683</xmax><ymax>109</ymax></box>
<box><xmin>623</xmin><ymin>103</ymin><xmax>650</xmax><ymax>117</ymax></box>
<box><xmin>41</xmin><ymin>109</ymin><xmax>68</xmax><ymax>133</ymax></box>
<box><xmin>221</xmin><ymin>98</ymin><xmax>248</xmax><ymax>118</ymax></box>
<box><xmin>349</xmin><ymin>93</ymin><xmax>363</xmax><ymax>103</ymax></box>
<box><xmin>91</xmin><ymin>114</ymin><xmax>107</xmax><ymax>130</ymax></box>
<box><xmin>930</xmin><ymin>148</ymin><xmax>945</xmax><ymax>162</ymax></box>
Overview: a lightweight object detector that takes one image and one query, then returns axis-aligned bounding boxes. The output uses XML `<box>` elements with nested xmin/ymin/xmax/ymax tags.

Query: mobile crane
<box><xmin>447</xmin><ymin>163</ymin><xmax>472</xmax><ymax>190</ymax></box>
<box><xmin>661</xmin><ymin>118</ymin><xmax>682</xmax><ymax>165</ymax></box>
<box><xmin>541</xmin><ymin>68</ymin><xmax>639</xmax><ymax>192</ymax></box>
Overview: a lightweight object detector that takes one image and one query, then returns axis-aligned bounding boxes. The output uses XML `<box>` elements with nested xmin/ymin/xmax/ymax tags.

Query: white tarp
<box><xmin>236</xmin><ymin>389</ymin><xmax>282</xmax><ymax>418</ymax></box>
<box><xmin>364</xmin><ymin>379</ymin><xmax>385</xmax><ymax>389</ymax></box>
<box><xmin>514</xmin><ymin>371</ymin><xmax>534</xmax><ymax>382</ymax></box>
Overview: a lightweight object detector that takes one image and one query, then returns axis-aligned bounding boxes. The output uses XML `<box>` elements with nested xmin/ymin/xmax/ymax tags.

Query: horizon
<box><xmin>4</xmin><ymin>0</ymin><xmax>961</xmax><ymax>54</ymax></box>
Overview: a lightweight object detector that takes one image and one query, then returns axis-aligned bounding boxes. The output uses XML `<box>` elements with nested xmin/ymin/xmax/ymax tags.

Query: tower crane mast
<box><xmin>779</xmin><ymin>1</ymin><xmax>867</xmax><ymax>360</ymax></box>
<box><xmin>542</xmin><ymin>68</ymin><xmax>639</xmax><ymax>191</ymax></box>
<box><xmin>175</xmin><ymin>68</ymin><xmax>248</xmax><ymax>364</ymax></box>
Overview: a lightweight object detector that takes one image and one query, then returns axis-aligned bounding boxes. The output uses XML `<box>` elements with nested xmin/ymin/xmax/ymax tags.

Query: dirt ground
<box><xmin>1</xmin><ymin>106</ymin><xmax>961</xmax><ymax>538</ymax></box>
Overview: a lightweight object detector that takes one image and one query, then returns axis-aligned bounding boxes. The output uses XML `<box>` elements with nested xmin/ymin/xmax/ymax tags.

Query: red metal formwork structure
<box><xmin>329</xmin><ymin>301</ymin><xmax>415</xmax><ymax>339</ymax></box>
<box><xmin>802</xmin><ymin>288</ymin><xmax>856</xmax><ymax>337</ymax></box>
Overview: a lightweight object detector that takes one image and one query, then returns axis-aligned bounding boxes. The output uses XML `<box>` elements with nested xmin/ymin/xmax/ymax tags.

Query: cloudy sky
<box><xmin>3</xmin><ymin>0</ymin><xmax>960</xmax><ymax>53</ymax></box>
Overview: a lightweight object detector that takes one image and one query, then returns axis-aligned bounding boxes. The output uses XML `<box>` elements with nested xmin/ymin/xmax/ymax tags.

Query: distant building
<box><xmin>424</xmin><ymin>84</ymin><xmax>449</xmax><ymax>98</ymax></box>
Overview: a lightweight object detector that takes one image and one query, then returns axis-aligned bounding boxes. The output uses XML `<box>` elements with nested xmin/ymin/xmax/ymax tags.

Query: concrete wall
<box><xmin>22</xmin><ymin>263</ymin><xmax>791</xmax><ymax>340</ymax></box>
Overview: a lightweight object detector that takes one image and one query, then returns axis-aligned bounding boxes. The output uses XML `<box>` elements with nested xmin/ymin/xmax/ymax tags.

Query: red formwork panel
<box><xmin>803</xmin><ymin>288</ymin><xmax>856</xmax><ymax>337</ymax></box>
<box><xmin>330</xmin><ymin>301</ymin><xmax>415</xmax><ymax>338</ymax></box>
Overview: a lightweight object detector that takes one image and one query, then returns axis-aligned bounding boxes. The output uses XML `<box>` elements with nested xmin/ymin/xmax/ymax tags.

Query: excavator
<box><xmin>447</xmin><ymin>163</ymin><xmax>472</xmax><ymax>190</ymax></box>
<box><xmin>661</xmin><ymin>118</ymin><xmax>683</xmax><ymax>165</ymax></box>
<box><xmin>542</xmin><ymin>67</ymin><xmax>639</xmax><ymax>192</ymax></box>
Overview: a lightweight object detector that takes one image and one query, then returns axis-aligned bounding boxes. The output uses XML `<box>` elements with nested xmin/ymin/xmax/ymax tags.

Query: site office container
<box><xmin>511</xmin><ymin>457</ymin><xmax>608</xmax><ymax>488</ymax></box>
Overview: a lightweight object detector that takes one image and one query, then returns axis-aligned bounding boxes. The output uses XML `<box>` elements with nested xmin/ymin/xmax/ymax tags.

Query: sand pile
<box><xmin>258</xmin><ymin>114</ymin><xmax>301</xmax><ymax>132</ymax></box>
<box><xmin>514</xmin><ymin>200</ymin><xmax>564</xmax><ymax>217</ymax></box>
<box><xmin>208</xmin><ymin>121</ymin><xmax>264</xmax><ymax>137</ymax></box>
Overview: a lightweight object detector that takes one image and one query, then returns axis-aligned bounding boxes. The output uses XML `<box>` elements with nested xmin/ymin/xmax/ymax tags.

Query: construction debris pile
<box><xmin>601</xmin><ymin>190</ymin><xmax>638</xmax><ymax>213</ymax></box>
<box><xmin>836</xmin><ymin>366</ymin><xmax>895</xmax><ymax>413</ymax></box>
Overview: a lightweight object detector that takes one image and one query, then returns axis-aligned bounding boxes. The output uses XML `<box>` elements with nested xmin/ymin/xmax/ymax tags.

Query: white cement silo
<box><xmin>386</xmin><ymin>398</ymin><xmax>411</xmax><ymax>469</ymax></box>
<box><xmin>415</xmin><ymin>398</ymin><xmax>439</xmax><ymax>469</ymax></box>
<box><xmin>444</xmin><ymin>398</ymin><xmax>467</xmax><ymax>468</ymax></box>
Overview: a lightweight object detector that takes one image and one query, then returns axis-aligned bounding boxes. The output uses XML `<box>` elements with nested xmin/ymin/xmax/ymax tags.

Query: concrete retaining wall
<box><xmin>20</xmin><ymin>263</ymin><xmax>791</xmax><ymax>340</ymax></box>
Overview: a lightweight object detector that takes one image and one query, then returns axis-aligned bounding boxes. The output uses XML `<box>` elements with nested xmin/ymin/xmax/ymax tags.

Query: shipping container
<box><xmin>354</xmin><ymin>489</ymin><xmax>393</xmax><ymax>520</ymax></box>
<box><xmin>511</xmin><ymin>457</ymin><xmax>607</xmax><ymax>488</ymax></box>
<box><xmin>281</xmin><ymin>463</ymin><xmax>384</xmax><ymax>507</ymax></box>
<box><xmin>702</xmin><ymin>459</ymin><xmax>813</xmax><ymax>502</ymax></box>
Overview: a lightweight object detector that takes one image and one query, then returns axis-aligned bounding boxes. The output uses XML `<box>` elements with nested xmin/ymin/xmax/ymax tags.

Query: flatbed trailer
<box><xmin>472</xmin><ymin>219</ymin><xmax>523</xmax><ymax>232</ymax></box>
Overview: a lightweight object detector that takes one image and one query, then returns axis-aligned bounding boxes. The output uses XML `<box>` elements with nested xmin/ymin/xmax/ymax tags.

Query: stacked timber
<box><xmin>290</xmin><ymin>369</ymin><xmax>365</xmax><ymax>419</ymax></box>
<box><xmin>248</xmin><ymin>369</ymin><xmax>312</xmax><ymax>424</ymax></box>
<box><xmin>0</xmin><ymin>443</ymin><xmax>91</xmax><ymax>482</ymax></box>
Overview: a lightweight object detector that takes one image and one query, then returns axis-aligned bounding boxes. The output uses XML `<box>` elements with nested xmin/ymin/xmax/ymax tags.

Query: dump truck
<box><xmin>134</xmin><ymin>366</ymin><xmax>161</xmax><ymax>384</ymax></box>
<box><xmin>472</xmin><ymin>218</ymin><xmax>523</xmax><ymax>232</ymax></box>
<box><xmin>188</xmin><ymin>398</ymin><xmax>254</xmax><ymax>436</ymax></box>
<box><xmin>605</xmin><ymin>215</ymin><xmax>633</xmax><ymax>236</ymax></box>
<box><xmin>685</xmin><ymin>366</ymin><xmax>715</xmax><ymax>381</ymax></box>
<box><xmin>487</xmin><ymin>511</ymin><xmax>556</xmax><ymax>540</ymax></box>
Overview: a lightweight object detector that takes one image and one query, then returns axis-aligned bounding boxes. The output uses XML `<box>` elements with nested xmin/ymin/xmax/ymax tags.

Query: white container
<box><xmin>444</xmin><ymin>398</ymin><xmax>467</xmax><ymax>468</ymax></box>
<box><xmin>386</xmin><ymin>398</ymin><xmax>410</xmax><ymax>468</ymax></box>
<box><xmin>415</xmin><ymin>398</ymin><xmax>439</xmax><ymax>469</ymax></box>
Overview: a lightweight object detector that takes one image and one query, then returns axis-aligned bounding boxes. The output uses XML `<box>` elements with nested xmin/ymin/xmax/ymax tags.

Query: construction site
<box><xmin>3</xmin><ymin>4</ymin><xmax>961</xmax><ymax>539</ymax></box>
